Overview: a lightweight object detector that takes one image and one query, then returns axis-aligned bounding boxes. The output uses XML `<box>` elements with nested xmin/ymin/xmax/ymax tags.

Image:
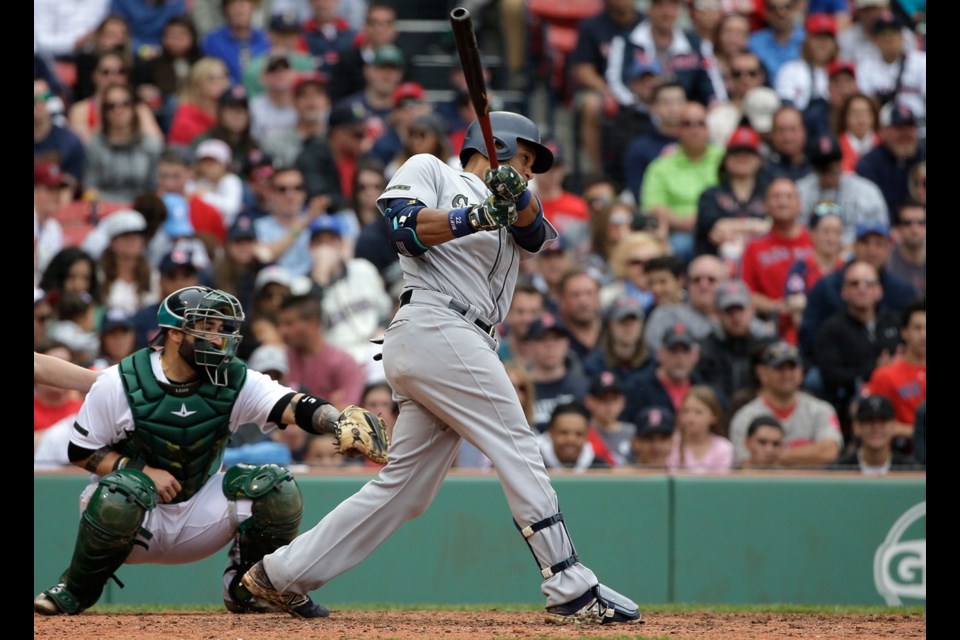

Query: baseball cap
<box><xmin>100</xmin><ymin>307</ymin><xmax>134</xmax><ymax>333</ymax></box>
<box><xmin>763</xmin><ymin>341</ymin><xmax>802</xmax><ymax>367</ymax></box>
<box><xmin>196</xmin><ymin>138</ymin><xmax>232</xmax><ymax>166</ymax></box>
<box><xmin>162</xmin><ymin>192</ymin><xmax>194</xmax><ymax>238</ymax></box>
<box><xmin>634</xmin><ymin>406</ymin><xmax>675</xmax><ymax>437</ymax></box>
<box><xmin>294</xmin><ymin>71</ymin><xmax>329</xmax><ymax>96</ymax></box>
<box><xmin>409</xmin><ymin>113</ymin><xmax>447</xmax><ymax>138</ymax></box>
<box><xmin>329</xmin><ymin>100</ymin><xmax>369</xmax><ymax>129</ymax></box>
<box><xmin>879</xmin><ymin>102</ymin><xmax>917</xmax><ymax>128</ymax></box>
<box><xmin>807</xmin><ymin>134</ymin><xmax>843</xmax><ymax>169</ymax></box>
<box><xmin>34</xmin><ymin>161</ymin><xmax>66</xmax><ymax>188</ymax></box>
<box><xmin>855</xmin><ymin>395</ymin><xmax>895</xmax><ymax>421</ymax></box>
<box><xmin>726</xmin><ymin>125</ymin><xmax>761</xmax><ymax>153</ymax></box>
<box><xmin>855</xmin><ymin>221</ymin><xmax>890</xmax><ymax>240</ymax></box>
<box><xmin>607</xmin><ymin>294</ymin><xmax>645</xmax><ymax>322</ymax></box>
<box><xmin>715</xmin><ymin>280</ymin><xmax>751</xmax><ymax>311</ymax></box>
<box><xmin>629</xmin><ymin>58</ymin><xmax>662</xmax><ymax>81</ymax></box>
<box><xmin>254</xmin><ymin>264</ymin><xmax>294</xmax><ymax>293</ymax></box>
<box><xmin>809</xmin><ymin>201</ymin><xmax>845</xmax><ymax>228</ymax></box>
<box><xmin>827</xmin><ymin>60</ymin><xmax>856</xmax><ymax>79</ymax></box>
<box><xmin>526</xmin><ymin>312</ymin><xmax>569</xmax><ymax>340</ymax></box>
<box><xmin>247</xmin><ymin>344</ymin><xmax>289</xmax><ymax>376</ymax></box>
<box><xmin>308</xmin><ymin>215</ymin><xmax>343</xmax><ymax>239</ymax></box>
<box><xmin>393</xmin><ymin>81</ymin><xmax>425</xmax><ymax>108</ymax></box>
<box><xmin>663</xmin><ymin>323</ymin><xmax>695</xmax><ymax>349</ymax></box>
<box><xmin>589</xmin><ymin>371</ymin><xmax>623</xmax><ymax>397</ymax></box>
<box><xmin>219</xmin><ymin>84</ymin><xmax>249</xmax><ymax>108</ymax></box>
<box><xmin>871</xmin><ymin>11</ymin><xmax>901</xmax><ymax>35</ymax></box>
<box><xmin>804</xmin><ymin>12</ymin><xmax>837</xmax><ymax>36</ymax></box>
<box><xmin>159</xmin><ymin>247</ymin><xmax>200</xmax><ymax>275</ymax></box>
<box><xmin>268</xmin><ymin>12</ymin><xmax>301</xmax><ymax>33</ymax></box>
<box><xmin>373</xmin><ymin>44</ymin><xmax>404</xmax><ymax>68</ymax></box>
<box><xmin>265</xmin><ymin>52</ymin><xmax>292</xmax><ymax>72</ymax></box>
<box><xmin>742</xmin><ymin>87</ymin><xmax>781</xmax><ymax>134</ymax></box>
<box><xmin>103</xmin><ymin>209</ymin><xmax>147</xmax><ymax>240</ymax></box>
<box><xmin>228</xmin><ymin>215</ymin><xmax>257</xmax><ymax>241</ymax></box>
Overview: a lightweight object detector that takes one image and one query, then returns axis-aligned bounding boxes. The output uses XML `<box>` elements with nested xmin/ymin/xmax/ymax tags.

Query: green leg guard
<box><xmin>36</xmin><ymin>470</ymin><xmax>157</xmax><ymax>615</ymax></box>
<box><xmin>222</xmin><ymin>464</ymin><xmax>303</xmax><ymax>611</ymax></box>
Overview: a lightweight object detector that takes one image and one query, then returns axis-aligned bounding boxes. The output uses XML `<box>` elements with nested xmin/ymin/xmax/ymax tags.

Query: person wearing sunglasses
<box><xmin>640</xmin><ymin>100</ymin><xmax>724</xmax><ymax>265</ymax></box>
<box><xmin>83</xmin><ymin>83</ymin><xmax>164</xmax><ymax>203</ymax></box>
<box><xmin>885</xmin><ymin>200</ymin><xmax>925</xmax><ymax>297</ymax></box>
<box><xmin>68</xmin><ymin>50</ymin><xmax>164</xmax><ymax>146</ymax></box>
<box><xmin>252</xmin><ymin>166</ymin><xmax>329</xmax><ymax>277</ymax></box>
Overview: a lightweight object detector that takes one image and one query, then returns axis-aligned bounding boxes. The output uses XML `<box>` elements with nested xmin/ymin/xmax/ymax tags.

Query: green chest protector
<box><xmin>115</xmin><ymin>349</ymin><xmax>247</xmax><ymax>503</ymax></box>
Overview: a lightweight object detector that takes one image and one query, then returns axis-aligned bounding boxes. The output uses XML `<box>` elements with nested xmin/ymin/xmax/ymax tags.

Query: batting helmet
<box><xmin>458</xmin><ymin>112</ymin><xmax>554</xmax><ymax>174</ymax></box>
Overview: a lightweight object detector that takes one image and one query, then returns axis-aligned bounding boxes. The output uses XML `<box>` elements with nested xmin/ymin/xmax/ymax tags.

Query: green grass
<box><xmin>87</xmin><ymin>602</ymin><xmax>925</xmax><ymax>615</ymax></box>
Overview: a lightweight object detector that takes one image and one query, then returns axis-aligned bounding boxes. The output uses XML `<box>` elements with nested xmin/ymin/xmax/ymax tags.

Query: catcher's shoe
<box><xmin>34</xmin><ymin>583</ymin><xmax>84</xmax><ymax>616</ymax></box>
<box><xmin>545</xmin><ymin>584</ymin><xmax>642</xmax><ymax>625</ymax></box>
<box><xmin>224</xmin><ymin>565</ymin><xmax>283</xmax><ymax>614</ymax></box>
<box><xmin>240</xmin><ymin>561</ymin><xmax>329</xmax><ymax>619</ymax></box>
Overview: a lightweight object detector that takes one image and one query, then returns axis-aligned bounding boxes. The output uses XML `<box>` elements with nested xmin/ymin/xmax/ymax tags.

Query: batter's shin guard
<box><xmin>514</xmin><ymin>511</ymin><xmax>581</xmax><ymax>580</ymax></box>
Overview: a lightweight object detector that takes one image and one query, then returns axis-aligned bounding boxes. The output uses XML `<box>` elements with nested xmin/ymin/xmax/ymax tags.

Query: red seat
<box><xmin>61</xmin><ymin>222</ymin><xmax>95</xmax><ymax>248</ymax></box>
<box><xmin>527</xmin><ymin>0</ymin><xmax>603</xmax><ymax>107</ymax></box>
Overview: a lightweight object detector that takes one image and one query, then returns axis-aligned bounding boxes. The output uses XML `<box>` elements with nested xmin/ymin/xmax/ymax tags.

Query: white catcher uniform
<box><xmin>262</xmin><ymin>153</ymin><xmax>606</xmax><ymax>607</ymax></box>
<box><xmin>70</xmin><ymin>351</ymin><xmax>293</xmax><ymax>565</ymax></box>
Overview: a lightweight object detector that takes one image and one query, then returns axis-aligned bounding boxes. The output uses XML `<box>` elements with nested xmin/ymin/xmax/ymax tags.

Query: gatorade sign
<box><xmin>874</xmin><ymin>501</ymin><xmax>925</xmax><ymax>605</ymax></box>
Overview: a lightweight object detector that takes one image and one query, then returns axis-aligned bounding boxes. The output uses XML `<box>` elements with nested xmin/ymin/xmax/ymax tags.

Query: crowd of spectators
<box><xmin>35</xmin><ymin>0</ymin><xmax>925</xmax><ymax>475</ymax></box>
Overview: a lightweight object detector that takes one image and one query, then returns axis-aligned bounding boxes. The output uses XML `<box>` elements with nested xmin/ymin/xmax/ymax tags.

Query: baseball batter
<box><xmin>34</xmin><ymin>286</ymin><xmax>387</xmax><ymax>618</ymax></box>
<box><xmin>242</xmin><ymin>112</ymin><xmax>642</xmax><ymax>625</ymax></box>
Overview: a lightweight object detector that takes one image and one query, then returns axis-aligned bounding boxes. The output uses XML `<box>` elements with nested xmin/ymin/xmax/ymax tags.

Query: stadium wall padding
<box><xmin>34</xmin><ymin>473</ymin><xmax>924</xmax><ymax>606</ymax></box>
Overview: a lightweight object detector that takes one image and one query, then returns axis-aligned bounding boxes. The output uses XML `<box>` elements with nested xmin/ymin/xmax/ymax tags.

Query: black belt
<box><xmin>399</xmin><ymin>290</ymin><xmax>496</xmax><ymax>337</ymax></box>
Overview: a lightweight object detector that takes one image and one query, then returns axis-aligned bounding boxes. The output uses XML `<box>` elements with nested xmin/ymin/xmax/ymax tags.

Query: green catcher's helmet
<box><xmin>156</xmin><ymin>286</ymin><xmax>245</xmax><ymax>386</ymax></box>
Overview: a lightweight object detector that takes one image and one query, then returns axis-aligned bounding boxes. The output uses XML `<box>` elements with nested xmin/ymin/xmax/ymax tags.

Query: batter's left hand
<box><xmin>484</xmin><ymin>166</ymin><xmax>527</xmax><ymax>201</ymax></box>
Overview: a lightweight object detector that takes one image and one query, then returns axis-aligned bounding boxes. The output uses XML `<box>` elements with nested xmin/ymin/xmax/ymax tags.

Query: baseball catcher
<box><xmin>34</xmin><ymin>286</ymin><xmax>387</xmax><ymax>618</ymax></box>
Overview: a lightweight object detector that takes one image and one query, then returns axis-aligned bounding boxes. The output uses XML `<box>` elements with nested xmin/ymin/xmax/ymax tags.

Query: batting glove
<box><xmin>484</xmin><ymin>166</ymin><xmax>527</xmax><ymax>201</ymax></box>
<box><xmin>468</xmin><ymin>195</ymin><xmax>518</xmax><ymax>231</ymax></box>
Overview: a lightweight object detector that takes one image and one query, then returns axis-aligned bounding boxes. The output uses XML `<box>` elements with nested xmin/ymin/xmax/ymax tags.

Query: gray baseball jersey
<box><xmin>379</xmin><ymin>154</ymin><xmax>550</xmax><ymax>324</ymax></box>
<box><xmin>262</xmin><ymin>153</ymin><xmax>606</xmax><ymax>607</ymax></box>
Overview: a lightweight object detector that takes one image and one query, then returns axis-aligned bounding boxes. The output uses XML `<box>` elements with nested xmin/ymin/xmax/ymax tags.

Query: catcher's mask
<box><xmin>156</xmin><ymin>286</ymin><xmax>245</xmax><ymax>386</ymax></box>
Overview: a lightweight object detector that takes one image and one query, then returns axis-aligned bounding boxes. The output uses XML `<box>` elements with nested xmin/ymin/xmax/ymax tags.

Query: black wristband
<box><xmin>294</xmin><ymin>393</ymin><xmax>332</xmax><ymax>434</ymax></box>
<box><xmin>112</xmin><ymin>456</ymin><xmax>129</xmax><ymax>472</ymax></box>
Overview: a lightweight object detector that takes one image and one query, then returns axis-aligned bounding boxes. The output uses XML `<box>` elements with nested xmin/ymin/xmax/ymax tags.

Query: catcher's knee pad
<box><xmin>515</xmin><ymin>511</ymin><xmax>581</xmax><ymax>580</ymax></box>
<box><xmin>61</xmin><ymin>470</ymin><xmax>158</xmax><ymax>610</ymax></box>
<box><xmin>223</xmin><ymin>464</ymin><xmax>303</xmax><ymax>567</ymax></box>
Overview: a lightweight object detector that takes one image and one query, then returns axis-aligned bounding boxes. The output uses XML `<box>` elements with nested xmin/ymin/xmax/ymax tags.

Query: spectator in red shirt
<box><xmin>864</xmin><ymin>297</ymin><xmax>925</xmax><ymax>445</ymax></box>
<box><xmin>276</xmin><ymin>293</ymin><xmax>366</xmax><ymax>409</ymax></box>
<box><xmin>739</xmin><ymin>177</ymin><xmax>814</xmax><ymax>329</ymax></box>
<box><xmin>167</xmin><ymin>57</ymin><xmax>231</xmax><ymax>146</ymax></box>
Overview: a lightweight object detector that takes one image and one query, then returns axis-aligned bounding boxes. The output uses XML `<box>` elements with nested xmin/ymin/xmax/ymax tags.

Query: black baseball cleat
<box><xmin>241</xmin><ymin>561</ymin><xmax>329</xmax><ymax>619</ymax></box>
<box><xmin>545</xmin><ymin>584</ymin><xmax>643</xmax><ymax>625</ymax></box>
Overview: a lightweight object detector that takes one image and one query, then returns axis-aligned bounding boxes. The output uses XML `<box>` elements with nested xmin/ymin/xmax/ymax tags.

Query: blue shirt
<box><xmin>110</xmin><ymin>0</ymin><xmax>186</xmax><ymax>52</ymax></box>
<box><xmin>35</xmin><ymin>125</ymin><xmax>86</xmax><ymax>184</ymax></box>
<box><xmin>748</xmin><ymin>26</ymin><xmax>805</xmax><ymax>82</ymax></box>
<box><xmin>253</xmin><ymin>215</ymin><xmax>314</xmax><ymax>277</ymax></box>
<box><xmin>202</xmin><ymin>27</ymin><xmax>271</xmax><ymax>85</ymax></box>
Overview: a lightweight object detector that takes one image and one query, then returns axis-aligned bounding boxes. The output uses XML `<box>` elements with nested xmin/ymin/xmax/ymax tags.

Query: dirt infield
<box><xmin>34</xmin><ymin>609</ymin><xmax>926</xmax><ymax>639</ymax></box>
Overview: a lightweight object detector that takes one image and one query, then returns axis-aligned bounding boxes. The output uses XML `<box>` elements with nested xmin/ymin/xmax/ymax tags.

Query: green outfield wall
<box><xmin>33</xmin><ymin>472</ymin><xmax>925</xmax><ymax>606</ymax></box>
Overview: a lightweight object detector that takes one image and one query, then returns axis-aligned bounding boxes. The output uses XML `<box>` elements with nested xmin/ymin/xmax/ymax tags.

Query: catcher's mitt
<box><xmin>333</xmin><ymin>405</ymin><xmax>390</xmax><ymax>465</ymax></box>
